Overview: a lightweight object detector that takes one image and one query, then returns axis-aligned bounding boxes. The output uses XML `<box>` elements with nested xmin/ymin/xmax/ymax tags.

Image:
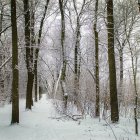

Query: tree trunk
<box><xmin>59</xmin><ymin>0</ymin><xmax>68</xmax><ymax>109</ymax></box>
<box><xmin>119</xmin><ymin>47</ymin><xmax>123</xmax><ymax>105</ymax></box>
<box><xmin>94</xmin><ymin>0</ymin><xmax>100</xmax><ymax>117</ymax></box>
<box><xmin>129</xmin><ymin>43</ymin><xmax>138</xmax><ymax>135</ymax></box>
<box><xmin>11</xmin><ymin>0</ymin><xmax>19</xmax><ymax>124</ymax></box>
<box><xmin>30</xmin><ymin>0</ymin><xmax>36</xmax><ymax>104</ymax></box>
<box><xmin>134</xmin><ymin>70</ymin><xmax>138</xmax><ymax>135</ymax></box>
<box><xmin>34</xmin><ymin>0</ymin><xmax>50</xmax><ymax>102</ymax></box>
<box><xmin>107</xmin><ymin>0</ymin><xmax>119</xmax><ymax>123</ymax></box>
<box><xmin>0</xmin><ymin>2</ymin><xmax>4</xmax><ymax>103</ymax></box>
<box><xmin>24</xmin><ymin>0</ymin><xmax>34</xmax><ymax>110</ymax></box>
<box><xmin>34</xmin><ymin>48</ymin><xmax>39</xmax><ymax>102</ymax></box>
<box><xmin>74</xmin><ymin>18</ymin><xmax>80</xmax><ymax>105</ymax></box>
<box><xmin>132</xmin><ymin>55</ymin><xmax>138</xmax><ymax>135</ymax></box>
<box><xmin>39</xmin><ymin>84</ymin><xmax>42</xmax><ymax>100</ymax></box>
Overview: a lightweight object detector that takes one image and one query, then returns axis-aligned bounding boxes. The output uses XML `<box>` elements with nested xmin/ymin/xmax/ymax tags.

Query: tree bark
<box><xmin>24</xmin><ymin>0</ymin><xmax>34</xmax><ymax>109</ymax></box>
<box><xmin>39</xmin><ymin>86</ymin><xmax>42</xmax><ymax>100</ymax></box>
<box><xmin>0</xmin><ymin>2</ymin><xmax>4</xmax><ymax>103</ymax></box>
<box><xmin>59</xmin><ymin>0</ymin><xmax>68</xmax><ymax>109</ymax></box>
<box><xmin>107</xmin><ymin>0</ymin><xmax>119</xmax><ymax>123</ymax></box>
<box><xmin>119</xmin><ymin>46</ymin><xmax>123</xmax><ymax>104</ymax></box>
<box><xmin>74</xmin><ymin>17</ymin><xmax>80</xmax><ymax>105</ymax></box>
<box><xmin>94</xmin><ymin>0</ymin><xmax>100</xmax><ymax>117</ymax></box>
<box><xmin>34</xmin><ymin>48</ymin><xmax>39</xmax><ymax>102</ymax></box>
<box><xmin>11</xmin><ymin>0</ymin><xmax>19</xmax><ymax>124</ymax></box>
<box><xmin>30</xmin><ymin>0</ymin><xmax>36</xmax><ymax>104</ymax></box>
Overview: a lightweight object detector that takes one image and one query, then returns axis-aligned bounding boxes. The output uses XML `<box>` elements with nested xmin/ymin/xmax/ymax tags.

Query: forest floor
<box><xmin>0</xmin><ymin>94</ymin><xmax>139</xmax><ymax>140</ymax></box>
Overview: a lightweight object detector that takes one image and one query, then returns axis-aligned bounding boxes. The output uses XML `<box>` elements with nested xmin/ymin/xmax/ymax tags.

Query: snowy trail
<box><xmin>0</xmin><ymin>94</ymin><xmax>139</xmax><ymax>140</ymax></box>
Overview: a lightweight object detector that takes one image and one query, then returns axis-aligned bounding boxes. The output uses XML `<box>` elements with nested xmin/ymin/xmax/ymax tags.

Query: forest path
<box><xmin>0</xmin><ymin>94</ymin><xmax>139</xmax><ymax>140</ymax></box>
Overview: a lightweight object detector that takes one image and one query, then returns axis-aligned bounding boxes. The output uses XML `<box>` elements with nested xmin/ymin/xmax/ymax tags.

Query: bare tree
<box><xmin>59</xmin><ymin>0</ymin><xmax>68</xmax><ymax>109</ymax></box>
<box><xmin>72</xmin><ymin>0</ymin><xmax>85</xmax><ymax>109</ymax></box>
<box><xmin>107</xmin><ymin>0</ymin><xmax>119</xmax><ymax>123</ymax></box>
<box><xmin>24</xmin><ymin>0</ymin><xmax>34</xmax><ymax>110</ymax></box>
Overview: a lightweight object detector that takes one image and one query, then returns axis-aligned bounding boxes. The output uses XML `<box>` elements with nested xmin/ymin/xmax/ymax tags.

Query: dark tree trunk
<box><xmin>94</xmin><ymin>0</ymin><xmax>100</xmax><ymax>117</ymax></box>
<box><xmin>107</xmin><ymin>0</ymin><xmax>119</xmax><ymax>123</ymax></box>
<box><xmin>34</xmin><ymin>48</ymin><xmax>39</xmax><ymax>102</ymax></box>
<box><xmin>30</xmin><ymin>0</ymin><xmax>36</xmax><ymax>105</ymax></box>
<box><xmin>133</xmin><ymin>69</ymin><xmax>138</xmax><ymax>135</ymax></box>
<box><xmin>39</xmin><ymin>85</ymin><xmax>42</xmax><ymax>100</ymax></box>
<box><xmin>74</xmin><ymin>17</ymin><xmax>80</xmax><ymax>105</ymax></box>
<box><xmin>119</xmin><ymin>48</ymin><xmax>123</xmax><ymax>87</ymax></box>
<box><xmin>26</xmin><ymin>72</ymin><xmax>34</xmax><ymax>109</ymax></box>
<box><xmin>119</xmin><ymin>46</ymin><xmax>123</xmax><ymax>105</ymax></box>
<box><xmin>24</xmin><ymin>0</ymin><xmax>34</xmax><ymax>110</ymax></box>
<box><xmin>11</xmin><ymin>0</ymin><xmax>19</xmax><ymax>124</ymax></box>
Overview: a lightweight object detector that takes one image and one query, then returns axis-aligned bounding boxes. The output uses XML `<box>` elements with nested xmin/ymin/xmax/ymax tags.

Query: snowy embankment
<box><xmin>0</xmin><ymin>94</ymin><xmax>139</xmax><ymax>140</ymax></box>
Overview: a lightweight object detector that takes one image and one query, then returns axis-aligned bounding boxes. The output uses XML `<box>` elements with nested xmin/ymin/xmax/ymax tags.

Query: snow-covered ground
<box><xmin>0</xmin><ymin>94</ymin><xmax>139</xmax><ymax>140</ymax></box>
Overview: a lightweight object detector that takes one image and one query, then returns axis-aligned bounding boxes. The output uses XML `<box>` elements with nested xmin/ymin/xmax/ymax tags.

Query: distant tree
<box><xmin>34</xmin><ymin>0</ymin><xmax>50</xmax><ymax>102</ymax></box>
<box><xmin>127</xmin><ymin>37</ymin><xmax>139</xmax><ymax>135</ymax></box>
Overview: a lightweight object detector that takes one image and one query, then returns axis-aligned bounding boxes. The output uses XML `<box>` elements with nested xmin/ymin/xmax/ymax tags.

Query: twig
<box><xmin>104</xmin><ymin>119</ymin><xmax>118</xmax><ymax>140</ymax></box>
<box><xmin>0</xmin><ymin>56</ymin><xmax>12</xmax><ymax>69</ymax></box>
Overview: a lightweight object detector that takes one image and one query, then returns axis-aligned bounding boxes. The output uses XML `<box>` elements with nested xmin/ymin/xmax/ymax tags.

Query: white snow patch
<box><xmin>0</xmin><ymin>94</ymin><xmax>139</xmax><ymax>140</ymax></box>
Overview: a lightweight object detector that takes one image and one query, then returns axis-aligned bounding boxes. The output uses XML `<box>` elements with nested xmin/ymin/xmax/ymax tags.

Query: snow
<box><xmin>0</xmin><ymin>94</ymin><xmax>139</xmax><ymax>140</ymax></box>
